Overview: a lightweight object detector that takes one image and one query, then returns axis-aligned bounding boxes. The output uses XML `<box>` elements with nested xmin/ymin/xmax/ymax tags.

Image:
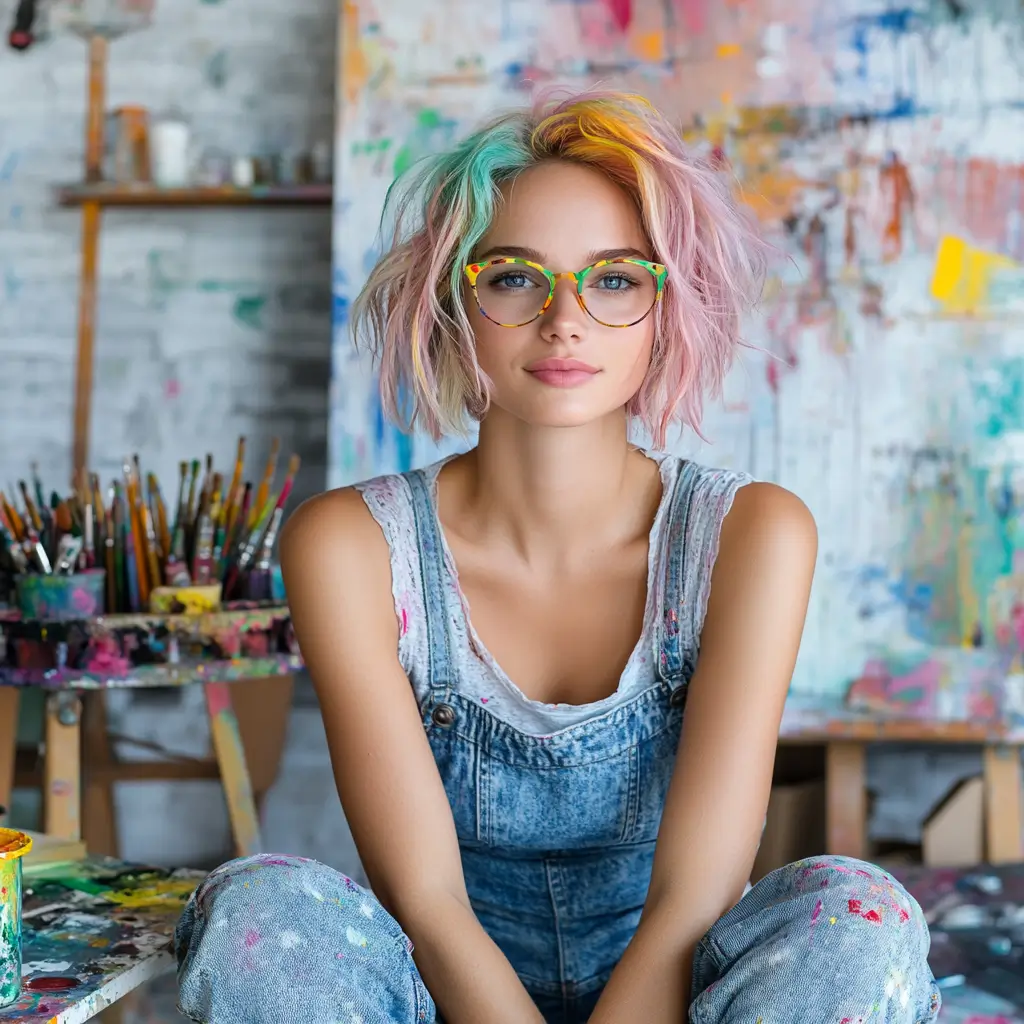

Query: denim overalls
<box><xmin>175</xmin><ymin>462</ymin><xmax>941</xmax><ymax>1024</ymax></box>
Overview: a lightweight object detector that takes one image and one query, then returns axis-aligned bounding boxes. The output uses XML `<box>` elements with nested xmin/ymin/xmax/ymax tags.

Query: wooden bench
<box><xmin>780</xmin><ymin>714</ymin><xmax>1024</xmax><ymax>864</ymax></box>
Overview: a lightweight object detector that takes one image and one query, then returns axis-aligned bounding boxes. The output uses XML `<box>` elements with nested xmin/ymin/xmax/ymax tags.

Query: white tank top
<box><xmin>356</xmin><ymin>451</ymin><xmax>751</xmax><ymax>736</ymax></box>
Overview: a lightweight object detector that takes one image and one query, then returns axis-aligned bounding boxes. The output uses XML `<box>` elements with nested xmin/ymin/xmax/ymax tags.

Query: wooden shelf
<box><xmin>56</xmin><ymin>181</ymin><xmax>333</xmax><ymax>207</ymax></box>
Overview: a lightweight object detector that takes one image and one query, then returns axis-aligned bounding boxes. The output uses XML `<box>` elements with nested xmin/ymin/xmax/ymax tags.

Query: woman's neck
<box><xmin>440</xmin><ymin>408</ymin><xmax>662</xmax><ymax>570</ymax></box>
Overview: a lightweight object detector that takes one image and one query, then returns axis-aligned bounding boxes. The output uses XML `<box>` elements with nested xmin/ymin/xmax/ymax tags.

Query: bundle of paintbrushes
<box><xmin>0</xmin><ymin>466</ymin><xmax>87</xmax><ymax>580</ymax></box>
<box><xmin>0</xmin><ymin>438</ymin><xmax>300</xmax><ymax>615</ymax></box>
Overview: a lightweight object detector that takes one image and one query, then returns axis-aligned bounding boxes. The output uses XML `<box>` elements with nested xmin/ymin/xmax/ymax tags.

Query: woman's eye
<box><xmin>594</xmin><ymin>274</ymin><xmax>636</xmax><ymax>290</ymax></box>
<box><xmin>494</xmin><ymin>274</ymin><xmax>534</xmax><ymax>289</ymax></box>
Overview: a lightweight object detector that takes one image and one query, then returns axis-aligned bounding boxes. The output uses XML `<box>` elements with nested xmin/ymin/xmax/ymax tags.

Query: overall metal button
<box><xmin>431</xmin><ymin>703</ymin><xmax>456</xmax><ymax>726</ymax></box>
<box><xmin>669</xmin><ymin>686</ymin><xmax>687</xmax><ymax>709</ymax></box>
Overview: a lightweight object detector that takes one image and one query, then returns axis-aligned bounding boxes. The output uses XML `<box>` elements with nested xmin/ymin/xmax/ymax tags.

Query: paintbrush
<box><xmin>30</xmin><ymin>462</ymin><xmax>45</xmax><ymax>512</ymax></box>
<box><xmin>192</xmin><ymin>475</ymin><xmax>221</xmax><ymax>585</ymax></box>
<box><xmin>123</xmin><ymin>457</ymin><xmax>150</xmax><ymax>606</ymax></box>
<box><xmin>18</xmin><ymin>480</ymin><xmax>42</xmax><ymax>534</ymax></box>
<box><xmin>254</xmin><ymin>457</ymin><xmax>300</xmax><ymax>570</ymax></box>
<box><xmin>148</xmin><ymin>472</ymin><xmax>171</xmax><ymax>562</ymax></box>
<box><xmin>112</xmin><ymin>483</ymin><xmax>126</xmax><ymax>611</ymax></box>
<box><xmin>104</xmin><ymin>498</ymin><xmax>116</xmax><ymax>612</ymax></box>
<box><xmin>0</xmin><ymin>491</ymin><xmax>23</xmax><ymax>543</ymax></box>
<box><xmin>220</xmin><ymin>481</ymin><xmax>252</xmax><ymax>579</ymax></box>
<box><xmin>251</xmin><ymin>437</ymin><xmax>280</xmax><ymax>529</ymax></box>
<box><xmin>91</xmin><ymin>473</ymin><xmax>104</xmax><ymax>540</ymax></box>
<box><xmin>0</xmin><ymin>522</ymin><xmax>28</xmax><ymax>572</ymax></box>
<box><xmin>184</xmin><ymin>458</ymin><xmax>200</xmax><ymax>558</ymax></box>
<box><xmin>134</xmin><ymin>455</ymin><xmax>162</xmax><ymax>594</ymax></box>
<box><xmin>242</xmin><ymin>454</ymin><xmax>300</xmax><ymax>574</ymax></box>
<box><xmin>224</xmin><ymin>436</ymin><xmax>246</xmax><ymax>531</ymax></box>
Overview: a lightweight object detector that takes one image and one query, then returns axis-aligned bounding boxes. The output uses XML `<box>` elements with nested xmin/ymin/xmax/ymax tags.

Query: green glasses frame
<box><xmin>463</xmin><ymin>256</ymin><xmax>669</xmax><ymax>329</ymax></box>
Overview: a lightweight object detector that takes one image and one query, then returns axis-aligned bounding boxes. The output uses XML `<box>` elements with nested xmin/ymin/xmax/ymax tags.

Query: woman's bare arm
<box><xmin>588</xmin><ymin>483</ymin><xmax>818</xmax><ymax>1024</ymax></box>
<box><xmin>280</xmin><ymin>489</ymin><xmax>545</xmax><ymax>1024</ymax></box>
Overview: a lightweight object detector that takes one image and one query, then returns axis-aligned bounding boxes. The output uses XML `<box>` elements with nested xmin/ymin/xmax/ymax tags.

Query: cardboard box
<box><xmin>751</xmin><ymin>780</ymin><xmax>826</xmax><ymax>883</ymax></box>
<box><xmin>921</xmin><ymin>775</ymin><xmax>984</xmax><ymax>867</ymax></box>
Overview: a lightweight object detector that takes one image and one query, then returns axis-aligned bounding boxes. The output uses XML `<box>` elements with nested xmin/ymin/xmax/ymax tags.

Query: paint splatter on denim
<box><xmin>175</xmin><ymin>463</ymin><xmax>939</xmax><ymax>1022</ymax></box>
<box><xmin>175</xmin><ymin>853</ymin><xmax>939</xmax><ymax>1023</ymax></box>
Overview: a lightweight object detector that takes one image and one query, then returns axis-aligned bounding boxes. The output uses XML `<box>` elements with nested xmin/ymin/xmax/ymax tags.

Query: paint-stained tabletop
<box><xmin>0</xmin><ymin>858</ymin><xmax>203</xmax><ymax>1024</ymax></box>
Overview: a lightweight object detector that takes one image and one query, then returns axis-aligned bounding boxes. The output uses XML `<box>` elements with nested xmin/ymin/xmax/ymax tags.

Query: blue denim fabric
<box><xmin>175</xmin><ymin>465</ymin><xmax>940</xmax><ymax>1022</ymax></box>
<box><xmin>175</xmin><ymin>854</ymin><xmax>939</xmax><ymax>1023</ymax></box>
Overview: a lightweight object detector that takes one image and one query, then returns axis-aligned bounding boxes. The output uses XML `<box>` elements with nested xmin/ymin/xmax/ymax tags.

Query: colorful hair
<box><xmin>351</xmin><ymin>88</ymin><xmax>768</xmax><ymax>447</ymax></box>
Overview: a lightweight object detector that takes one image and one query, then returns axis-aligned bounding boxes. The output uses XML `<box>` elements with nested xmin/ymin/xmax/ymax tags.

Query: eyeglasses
<box><xmin>463</xmin><ymin>257</ymin><xmax>668</xmax><ymax>329</ymax></box>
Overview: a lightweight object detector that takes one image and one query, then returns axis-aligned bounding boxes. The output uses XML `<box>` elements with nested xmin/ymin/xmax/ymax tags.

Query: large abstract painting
<box><xmin>331</xmin><ymin>0</ymin><xmax>1024</xmax><ymax>722</ymax></box>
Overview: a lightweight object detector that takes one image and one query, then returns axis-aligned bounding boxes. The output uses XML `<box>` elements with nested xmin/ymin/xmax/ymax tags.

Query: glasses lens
<box><xmin>581</xmin><ymin>262</ymin><xmax>658</xmax><ymax>327</ymax></box>
<box><xmin>474</xmin><ymin>262</ymin><xmax>550</xmax><ymax>326</ymax></box>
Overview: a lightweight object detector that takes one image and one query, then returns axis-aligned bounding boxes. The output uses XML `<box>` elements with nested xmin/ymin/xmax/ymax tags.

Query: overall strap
<box><xmin>405</xmin><ymin>469</ymin><xmax>455</xmax><ymax>705</ymax></box>
<box><xmin>655</xmin><ymin>461</ymin><xmax>698</xmax><ymax>689</ymax></box>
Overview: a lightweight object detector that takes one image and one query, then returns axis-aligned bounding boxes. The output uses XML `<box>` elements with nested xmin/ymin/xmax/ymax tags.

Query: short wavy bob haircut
<box><xmin>351</xmin><ymin>89</ymin><xmax>767</xmax><ymax>448</ymax></box>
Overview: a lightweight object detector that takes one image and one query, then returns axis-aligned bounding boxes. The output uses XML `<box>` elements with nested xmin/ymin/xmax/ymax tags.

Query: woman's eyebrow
<box><xmin>473</xmin><ymin>245</ymin><xmax>651</xmax><ymax>263</ymax></box>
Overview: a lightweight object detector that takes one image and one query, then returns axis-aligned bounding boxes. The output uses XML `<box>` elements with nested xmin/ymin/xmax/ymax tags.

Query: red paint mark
<box><xmin>400</xmin><ymin>607</ymin><xmax>408</xmax><ymax>636</ymax></box>
<box><xmin>603</xmin><ymin>0</ymin><xmax>631</xmax><ymax>31</ymax></box>
<box><xmin>809</xmin><ymin>897</ymin><xmax>823</xmax><ymax>944</ymax></box>
<box><xmin>848</xmin><ymin>898</ymin><xmax>862</xmax><ymax>914</ymax></box>
<box><xmin>675</xmin><ymin>0</ymin><xmax>706</xmax><ymax>33</ymax></box>
<box><xmin>862</xmin><ymin>909</ymin><xmax>882</xmax><ymax>924</ymax></box>
<box><xmin>898</xmin><ymin>906</ymin><xmax>910</xmax><ymax>923</ymax></box>
<box><xmin>244</xmin><ymin>929</ymin><xmax>261</xmax><ymax>948</ymax></box>
<box><xmin>26</xmin><ymin>977</ymin><xmax>79</xmax><ymax>992</ymax></box>
<box><xmin>205</xmin><ymin>682</ymin><xmax>232</xmax><ymax>717</ymax></box>
<box><xmin>164</xmin><ymin>378</ymin><xmax>181</xmax><ymax>399</ymax></box>
<box><xmin>879</xmin><ymin>151</ymin><xmax>914</xmax><ymax>262</ymax></box>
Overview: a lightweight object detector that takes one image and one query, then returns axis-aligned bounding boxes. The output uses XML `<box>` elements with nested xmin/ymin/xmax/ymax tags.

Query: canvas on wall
<box><xmin>329</xmin><ymin>0</ymin><xmax>1024</xmax><ymax>726</ymax></box>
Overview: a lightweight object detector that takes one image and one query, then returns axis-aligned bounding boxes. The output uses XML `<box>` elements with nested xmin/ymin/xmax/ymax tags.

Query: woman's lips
<box><xmin>525</xmin><ymin>358</ymin><xmax>600</xmax><ymax>388</ymax></box>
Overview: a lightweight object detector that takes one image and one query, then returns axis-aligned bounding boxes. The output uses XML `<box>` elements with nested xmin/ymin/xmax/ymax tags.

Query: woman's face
<box><xmin>466</xmin><ymin>160</ymin><xmax>658</xmax><ymax>431</ymax></box>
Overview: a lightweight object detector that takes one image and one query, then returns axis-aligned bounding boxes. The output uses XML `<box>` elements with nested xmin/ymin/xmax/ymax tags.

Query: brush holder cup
<box><xmin>16</xmin><ymin>569</ymin><xmax>106</xmax><ymax>621</ymax></box>
<box><xmin>0</xmin><ymin>829</ymin><xmax>32</xmax><ymax>1008</ymax></box>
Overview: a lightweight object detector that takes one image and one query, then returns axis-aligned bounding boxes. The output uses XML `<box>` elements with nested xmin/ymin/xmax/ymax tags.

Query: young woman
<box><xmin>175</xmin><ymin>91</ymin><xmax>939</xmax><ymax>1024</ymax></box>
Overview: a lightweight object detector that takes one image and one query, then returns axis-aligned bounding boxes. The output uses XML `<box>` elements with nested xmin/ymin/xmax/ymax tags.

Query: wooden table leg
<box><xmin>982</xmin><ymin>743</ymin><xmax>1023</xmax><ymax>864</ymax></box>
<box><xmin>825</xmin><ymin>740</ymin><xmax>867</xmax><ymax>859</ymax></box>
<box><xmin>82</xmin><ymin>691</ymin><xmax>120</xmax><ymax>857</ymax></box>
<box><xmin>204</xmin><ymin>681</ymin><xmax>263</xmax><ymax>858</ymax></box>
<box><xmin>0</xmin><ymin>688</ymin><xmax>20</xmax><ymax>823</ymax></box>
<box><xmin>44</xmin><ymin>691</ymin><xmax>82</xmax><ymax>841</ymax></box>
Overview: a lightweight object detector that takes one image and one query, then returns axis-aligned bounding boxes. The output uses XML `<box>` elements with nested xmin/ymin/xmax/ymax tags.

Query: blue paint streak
<box><xmin>0</xmin><ymin>153</ymin><xmax>18</xmax><ymax>183</ymax></box>
<box><xmin>847</xmin><ymin>8</ymin><xmax>916</xmax><ymax>80</ymax></box>
<box><xmin>333</xmin><ymin>291</ymin><xmax>350</xmax><ymax>326</ymax></box>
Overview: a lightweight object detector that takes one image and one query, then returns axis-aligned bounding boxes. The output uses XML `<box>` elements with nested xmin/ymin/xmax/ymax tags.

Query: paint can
<box><xmin>16</xmin><ymin>568</ymin><xmax>106</xmax><ymax>621</ymax></box>
<box><xmin>0</xmin><ymin>829</ymin><xmax>32</xmax><ymax>1008</ymax></box>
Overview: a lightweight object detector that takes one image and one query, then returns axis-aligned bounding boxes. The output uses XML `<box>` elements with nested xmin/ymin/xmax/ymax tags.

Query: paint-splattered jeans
<box><xmin>175</xmin><ymin>853</ymin><xmax>940</xmax><ymax>1024</ymax></box>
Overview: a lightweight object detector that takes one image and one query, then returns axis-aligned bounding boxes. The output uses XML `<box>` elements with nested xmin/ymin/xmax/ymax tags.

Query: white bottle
<box><xmin>150</xmin><ymin>116</ymin><xmax>191</xmax><ymax>188</ymax></box>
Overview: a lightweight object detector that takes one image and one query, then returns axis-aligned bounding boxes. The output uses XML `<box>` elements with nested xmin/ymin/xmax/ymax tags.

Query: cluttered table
<box><xmin>0</xmin><ymin>855</ymin><xmax>202</xmax><ymax>1024</ymax></box>
<box><xmin>0</xmin><ymin>440</ymin><xmax>303</xmax><ymax>860</ymax></box>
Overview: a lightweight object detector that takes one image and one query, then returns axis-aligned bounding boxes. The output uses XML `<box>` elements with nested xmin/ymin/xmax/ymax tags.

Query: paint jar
<box><xmin>150</xmin><ymin>115</ymin><xmax>191</xmax><ymax>188</ymax></box>
<box><xmin>0</xmin><ymin>829</ymin><xmax>32</xmax><ymax>1008</ymax></box>
<box><xmin>149</xmin><ymin>583</ymin><xmax>222</xmax><ymax>615</ymax></box>
<box><xmin>16</xmin><ymin>569</ymin><xmax>106</xmax><ymax>621</ymax></box>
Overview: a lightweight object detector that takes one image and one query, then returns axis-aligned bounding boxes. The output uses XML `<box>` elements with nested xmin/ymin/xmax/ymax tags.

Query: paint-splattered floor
<box><xmin>100</xmin><ymin>863</ymin><xmax>1024</xmax><ymax>1024</ymax></box>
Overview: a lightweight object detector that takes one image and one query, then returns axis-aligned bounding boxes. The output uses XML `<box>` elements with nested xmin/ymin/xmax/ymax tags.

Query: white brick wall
<box><xmin>0</xmin><ymin>0</ymin><xmax>336</xmax><ymax>506</ymax></box>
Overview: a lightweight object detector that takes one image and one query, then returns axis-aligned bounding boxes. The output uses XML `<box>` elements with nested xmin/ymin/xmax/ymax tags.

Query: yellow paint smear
<box><xmin>342</xmin><ymin>0</ymin><xmax>370</xmax><ymax>104</ymax></box>
<box><xmin>105</xmin><ymin>878</ymin><xmax>198</xmax><ymax>908</ymax></box>
<box><xmin>634</xmin><ymin>31</ymin><xmax>664</xmax><ymax>62</ymax></box>
<box><xmin>716</xmin><ymin>42</ymin><xmax>742</xmax><ymax>58</ymax></box>
<box><xmin>930</xmin><ymin>234</ymin><xmax>1017</xmax><ymax>315</ymax></box>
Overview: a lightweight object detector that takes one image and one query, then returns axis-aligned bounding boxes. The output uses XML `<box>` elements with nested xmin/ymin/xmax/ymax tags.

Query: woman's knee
<box><xmin>779</xmin><ymin>856</ymin><xmax>929</xmax><ymax>937</ymax></box>
<box><xmin>175</xmin><ymin>854</ymin><xmax>431</xmax><ymax>1024</ymax></box>
<box><xmin>693</xmin><ymin>857</ymin><xmax>939</xmax><ymax>1022</ymax></box>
